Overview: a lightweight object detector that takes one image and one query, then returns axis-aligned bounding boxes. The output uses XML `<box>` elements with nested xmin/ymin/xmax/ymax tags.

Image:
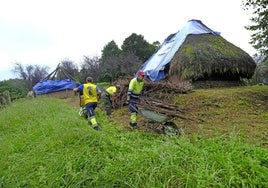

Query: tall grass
<box><xmin>0</xmin><ymin>97</ymin><xmax>267</xmax><ymax>187</ymax></box>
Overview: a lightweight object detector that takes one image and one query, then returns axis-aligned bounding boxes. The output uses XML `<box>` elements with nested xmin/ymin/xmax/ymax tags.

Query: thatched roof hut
<box><xmin>168</xmin><ymin>33</ymin><xmax>256</xmax><ymax>82</ymax></box>
<box><xmin>140</xmin><ymin>20</ymin><xmax>256</xmax><ymax>87</ymax></box>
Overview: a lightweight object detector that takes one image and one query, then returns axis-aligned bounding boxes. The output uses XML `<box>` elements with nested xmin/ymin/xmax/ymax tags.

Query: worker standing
<box><xmin>101</xmin><ymin>84</ymin><xmax>121</xmax><ymax>118</ymax></box>
<box><xmin>126</xmin><ymin>70</ymin><xmax>145</xmax><ymax>128</ymax></box>
<box><xmin>73</xmin><ymin>76</ymin><xmax>102</xmax><ymax>130</ymax></box>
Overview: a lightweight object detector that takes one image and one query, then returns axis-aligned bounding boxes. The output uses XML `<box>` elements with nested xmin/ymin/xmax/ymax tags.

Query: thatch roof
<box><xmin>168</xmin><ymin>33</ymin><xmax>256</xmax><ymax>81</ymax></box>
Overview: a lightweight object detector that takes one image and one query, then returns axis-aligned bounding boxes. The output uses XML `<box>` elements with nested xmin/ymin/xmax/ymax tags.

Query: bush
<box><xmin>0</xmin><ymin>79</ymin><xmax>29</xmax><ymax>101</ymax></box>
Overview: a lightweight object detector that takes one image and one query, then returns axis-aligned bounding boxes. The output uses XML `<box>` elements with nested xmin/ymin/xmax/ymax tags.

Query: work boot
<box><xmin>129</xmin><ymin>122</ymin><xmax>138</xmax><ymax>128</ymax></box>
<box><xmin>93</xmin><ymin>125</ymin><xmax>99</xmax><ymax>130</ymax></box>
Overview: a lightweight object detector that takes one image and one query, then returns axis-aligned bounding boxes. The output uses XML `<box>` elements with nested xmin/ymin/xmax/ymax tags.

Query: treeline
<box><xmin>77</xmin><ymin>33</ymin><xmax>160</xmax><ymax>83</ymax></box>
<box><xmin>0</xmin><ymin>33</ymin><xmax>160</xmax><ymax>102</ymax></box>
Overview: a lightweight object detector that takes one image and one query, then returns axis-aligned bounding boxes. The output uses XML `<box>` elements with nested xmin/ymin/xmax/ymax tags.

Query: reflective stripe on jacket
<box><xmin>127</xmin><ymin>77</ymin><xmax>144</xmax><ymax>99</ymax></box>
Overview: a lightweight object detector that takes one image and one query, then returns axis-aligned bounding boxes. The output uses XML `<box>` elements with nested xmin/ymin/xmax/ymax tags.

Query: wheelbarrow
<box><xmin>129</xmin><ymin>104</ymin><xmax>179</xmax><ymax>135</ymax></box>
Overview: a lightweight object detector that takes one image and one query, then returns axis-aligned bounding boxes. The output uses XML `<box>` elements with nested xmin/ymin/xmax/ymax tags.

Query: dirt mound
<box><xmin>112</xmin><ymin>85</ymin><xmax>268</xmax><ymax>146</ymax></box>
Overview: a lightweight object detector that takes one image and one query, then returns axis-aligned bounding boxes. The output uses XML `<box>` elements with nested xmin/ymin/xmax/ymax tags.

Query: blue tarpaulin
<box><xmin>33</xmin><ymin>78</ymin><xmax>76</xmax><ymax>95</ymax></box>
<box><xmin>139</xmin><ymin>20</ymin><xmax>220</xmax><ymax>82</ymax></box>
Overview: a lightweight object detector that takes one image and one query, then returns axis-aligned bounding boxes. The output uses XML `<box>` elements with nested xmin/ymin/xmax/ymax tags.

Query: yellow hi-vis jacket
<box><xmin>127</xmin><ymin>78</ymin><xmax>144</xmax><ymax>97</ymax></box>
<box><xmin>106</xmin><ymin>86</ymin><xmax>117</xmax><ymax>96</ymax></box>
<box><xmin>82</xmin><ymin>83</ymin><xmax>99</xmax><ymax>104</ymax></box>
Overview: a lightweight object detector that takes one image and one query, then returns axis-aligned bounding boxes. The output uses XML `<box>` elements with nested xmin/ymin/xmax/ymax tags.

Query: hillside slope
<box><xmin>109</xmin><ymin>85</ymin><xmax>268</xmax><ymax>146</ymax></box>
<box><xmin>1</xmin><ymin>88</ymin><xmax>268</xmax><ymax>187</ymax></box>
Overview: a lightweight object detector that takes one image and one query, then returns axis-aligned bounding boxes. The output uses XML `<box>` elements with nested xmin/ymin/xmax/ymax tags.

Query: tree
<box><xmin>120</xmin><ymin>52</ymin><xmax>143</xmax><ymax>76</ymax></box>
<box><xmin>12</xmin><ymin>63</ymin><xmax>49</xmax><ymax>90</ymax></box>
<box><xmin>100</xmin><ymin>55</ymin><xmax>121</xmax><ymax>82</ymax></box>
<box><xmin>99</xmin><ymin>35</ymin><xmax>159</xmax><ymax>81</ymax></box>
<box><xmin>249</xmin><ymin>54</ymin><xmax>268</xmax><ymax>84</ymax></box>
<box><xmin>243</xmin><ymin>0</ymin><xmax>268</xmax><ymax>83</ymax></box>
<box><xmin>243</xmin><ymin>0</ymin><xmax>268</xmax><ymax>57</ymax></box>
<box><xmin>59</xmin><ymin>59</ymin><xmax>79</xmax><ymax>80</ymax></box>
<box><xmin>152</xmin><ymin>41</ymin><xmax>161</xmax><ymax>50</ymax></box>
<box><xmin>101</xmin><ymin>40</ymin><xmax>121</xmax><ymax>61</ymax></box>
<box><xmin>100</xmin><ymin>41</ymin><xmax>122</xmax><ymax>82</ymax></box>
<box><xmin>121</xmin><ymin>33</ymin><xmax>158</xmax><ymax>63</ymax></box>
<box><xmin>80</xmin><ymin>56</ymin><xmax>101</xmax><ymax>82</ymax></box>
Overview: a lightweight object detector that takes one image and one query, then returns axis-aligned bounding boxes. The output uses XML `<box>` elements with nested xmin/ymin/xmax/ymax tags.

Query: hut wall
<box><xmin>40</xmin><ymin>89</ymin><xmax>76</xmax><ymax>99</ymax></box>
<box><xmin>192</xmin><ymin>80</ymin><xmax>246</xmax><ymax>89</ymax></box>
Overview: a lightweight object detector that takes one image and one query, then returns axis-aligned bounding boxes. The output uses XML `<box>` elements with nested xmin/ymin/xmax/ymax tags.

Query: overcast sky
<box><xmin>0</xmin><ymin>0</ymin><xmax>256</xmax><ymax>81</ymax></box>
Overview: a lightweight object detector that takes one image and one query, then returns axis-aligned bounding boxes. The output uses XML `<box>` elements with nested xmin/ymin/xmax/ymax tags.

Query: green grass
<box><xmin>0</xmin><ymin>89</ymin><xmax>268</xmax><ymax>187</ymax></box>
<box><xmin>173</xmin><ymin>85</ymin><xmax>268</xmax><ymax>145</ymax></box>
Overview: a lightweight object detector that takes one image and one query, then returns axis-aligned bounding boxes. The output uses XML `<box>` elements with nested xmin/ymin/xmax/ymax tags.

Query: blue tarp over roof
<box><xmin>33</xmin><ymin>78</ymin><xmax>76</xmax><ymax>95</ymax></box>
<box><xmin>139</xmin><ymin>20</ymin><xmax>220</xmax><ymax>82</ymax></box>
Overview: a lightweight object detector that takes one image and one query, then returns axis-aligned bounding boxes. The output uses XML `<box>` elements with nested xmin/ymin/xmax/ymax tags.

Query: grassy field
<box><xmin>0</xmin><ymin>85</ymin><xmax>268</xmax><ymax>187</ymax></box>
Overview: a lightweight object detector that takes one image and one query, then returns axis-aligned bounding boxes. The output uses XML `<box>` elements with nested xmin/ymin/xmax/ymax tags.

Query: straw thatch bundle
<box><xmin>168</xmin><ymin>33</ymin><xmax>256</xmax><ymax>81</ymax></box>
